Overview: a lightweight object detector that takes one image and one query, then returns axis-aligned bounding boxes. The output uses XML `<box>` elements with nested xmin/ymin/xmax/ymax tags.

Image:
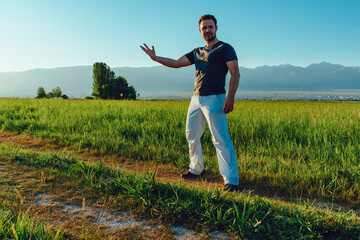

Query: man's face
<box><xmin>199</xmin><ymin>19</ymin><xmax>217</xmax><ymax>42</ymax></box>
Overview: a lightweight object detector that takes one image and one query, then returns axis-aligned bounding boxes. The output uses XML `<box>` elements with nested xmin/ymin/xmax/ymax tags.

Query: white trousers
<box><xmin>185</xmin><ymin>94</ymin><xmax>239</xmax><ymax>185</ymax></box>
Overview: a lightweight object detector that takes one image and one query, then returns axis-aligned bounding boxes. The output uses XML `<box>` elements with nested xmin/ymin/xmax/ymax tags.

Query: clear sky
<box><xmin>0</xmin><ymin>0</ymin><xmax>359</xmax><ymax>72</ymax></box>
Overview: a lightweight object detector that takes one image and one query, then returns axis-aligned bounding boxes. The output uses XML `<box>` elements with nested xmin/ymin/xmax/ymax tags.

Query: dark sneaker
<box><xmin>223</xmin><ymin>184</ymin><xmax>239</xmax><ymax>192</ymax></box>
<box><xmin>181</xmin><ymin>170</ymin><xmax>206</xmax><ymax>179</ymax></box>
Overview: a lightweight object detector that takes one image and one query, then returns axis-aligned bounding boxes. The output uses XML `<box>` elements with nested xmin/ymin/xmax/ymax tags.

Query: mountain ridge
<box><xmin>0</xmin><ymin>62</ymin><xmax>359</xmax><ymax>98</ymax></box>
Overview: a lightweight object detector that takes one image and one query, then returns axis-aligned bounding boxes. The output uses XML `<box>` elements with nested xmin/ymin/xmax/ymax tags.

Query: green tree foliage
<box><xmin>36</xmin><ymin>86</ymin><xmax>46</xmax><ymax>98</ymax></box>
<box><xmin>92</xmin><ymin>62</ymin><xmax>115</xmax><ymax>99</ymax></box>
<box><xmin>51</xmin><ymin>86</ymin><xmax>62</xmax><ymax>98</ymax></box>
<box><xmin>36</xmin><ymin>86</ymin><xmax>67</xmax><ymax>99</ymax></box>
<box><xmin>92</xmin><ymin>62</ymin><xmax>137</xmax><ymax>100</ymax></box>
<box><xmin>46</xmin><ymin>92</ymin><xmax>54</xmax><ymax>99</ymax></box>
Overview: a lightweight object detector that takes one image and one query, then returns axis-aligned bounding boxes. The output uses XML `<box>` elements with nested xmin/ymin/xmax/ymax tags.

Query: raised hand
<box><xmin>140</xmin><ymin>43</ymin><xmax>156</xmax><ymax>60</ymax></box>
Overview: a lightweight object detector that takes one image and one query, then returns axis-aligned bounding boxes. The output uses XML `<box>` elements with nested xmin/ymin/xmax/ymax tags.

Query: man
<box><xmin>140</xmin><ymin>14</ymin><xmax>240</xmax><ymax>191</ymax></box>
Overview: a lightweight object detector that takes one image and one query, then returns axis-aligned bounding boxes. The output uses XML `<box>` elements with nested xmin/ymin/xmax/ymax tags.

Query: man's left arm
<box><xmin>223</xmin><ymin>60</ymin><xmax>240</xmax><ymax>114</ymax></box>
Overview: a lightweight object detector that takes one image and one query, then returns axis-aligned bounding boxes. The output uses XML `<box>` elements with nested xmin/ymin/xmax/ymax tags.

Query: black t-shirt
<box><xmin>185</xmin><ymin>41</ymin><xmax>237</xmax><ymax>96</ymax></box>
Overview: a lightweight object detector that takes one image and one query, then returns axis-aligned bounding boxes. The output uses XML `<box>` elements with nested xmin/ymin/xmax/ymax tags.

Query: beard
<box><xmin>204</xmin><ymin>32</ymin><xmax>216</xmax><ymax>42</ymax></box>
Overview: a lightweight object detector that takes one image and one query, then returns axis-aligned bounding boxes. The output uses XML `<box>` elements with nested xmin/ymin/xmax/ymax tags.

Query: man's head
<box><xmin>198</xmin><ymin>14</ymin><xmax>217</xmax><ymax>27</ymax></box>
<box><xmin>198</xmin><ymin>14</ymin><xmax>218</xmax><ymax>43</ymax></box>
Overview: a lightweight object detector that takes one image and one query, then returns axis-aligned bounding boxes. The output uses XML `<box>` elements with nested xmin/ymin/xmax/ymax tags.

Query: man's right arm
<box><xmin>140</xmin><ymin>43</ymin><xmax>192</xmax><ymax>69</ymax></box>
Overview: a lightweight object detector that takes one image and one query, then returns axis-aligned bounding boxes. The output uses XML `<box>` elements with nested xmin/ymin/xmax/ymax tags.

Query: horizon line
<box><xmin>1</xmin><ymin>61</ymin><xmax>359</xmax><ymax>73</ymax></box>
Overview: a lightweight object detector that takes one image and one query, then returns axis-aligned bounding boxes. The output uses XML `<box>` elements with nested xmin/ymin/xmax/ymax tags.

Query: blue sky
<box><xmin>0</xmin><ymin>0</ymin><xmax>359</xmax><ymax>72</ymax></box>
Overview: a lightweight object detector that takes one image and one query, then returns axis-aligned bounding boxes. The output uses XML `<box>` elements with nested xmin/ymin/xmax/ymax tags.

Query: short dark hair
<box><xmin>198</xmin><ymin>14</ymin><xmax>217</xmax><ymax>26</ymax></box>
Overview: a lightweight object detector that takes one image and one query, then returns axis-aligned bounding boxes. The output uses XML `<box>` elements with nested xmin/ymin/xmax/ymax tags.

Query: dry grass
<box><xmin>0</xmin><ymin>157</ymin><xmax>189</xmax><ymax>239</ymax></box>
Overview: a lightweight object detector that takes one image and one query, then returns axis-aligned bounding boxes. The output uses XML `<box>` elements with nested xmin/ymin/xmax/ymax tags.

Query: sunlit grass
<box><xmin>0</xmin><ymin>204</ymin><xmax>64</xmax><ymax>239</ymax></box>
<box><xmin>0</xmin><ymin>98</ymin><xmax>360</xmax><ymax>204</ymax></box>
<box><xmin>1</xmin><ymin>145</ymin><xmax>359</xmax><ymax>239</ymax></box>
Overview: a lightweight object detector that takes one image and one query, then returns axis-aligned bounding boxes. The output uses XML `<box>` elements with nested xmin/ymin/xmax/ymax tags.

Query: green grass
<box><xmin>1</xmin><ymin>145</ymin><xmax>359</xmax><ymax>239</ymax></box>
<box><xmin>0</xmin><ymin>204</ymin><xmax>64</xmax><ymax>240</ymax></box>
<box><xmin>1</xmin><ymin>98</ymin><xmax>360</xmax><ymax>204</ymax></box>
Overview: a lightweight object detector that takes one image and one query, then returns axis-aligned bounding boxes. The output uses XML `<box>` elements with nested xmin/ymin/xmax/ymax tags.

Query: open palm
<box><xmin>140</xmin><ymin>43</ymin><xmax>156</xmax><ymax>60</ymax></box>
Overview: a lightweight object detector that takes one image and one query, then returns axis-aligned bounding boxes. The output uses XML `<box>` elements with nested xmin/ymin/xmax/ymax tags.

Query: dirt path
<box><xmin>0</xmin><ymin>130</ymin><xmax>353</xmax><ymax>212</ymax></box>
<box><xmin>0</xmin><ymin>131</ymin><xmax>225</xmax><ymax>189</ymax></box>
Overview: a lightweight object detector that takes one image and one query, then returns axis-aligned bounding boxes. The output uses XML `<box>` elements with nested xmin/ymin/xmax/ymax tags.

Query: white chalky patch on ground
<box><xmin>142</xmin><ymin>224</ymin><xmax>160</xmax><ymax>233</ymax></box>
<box><xmin>34</xmin><ymin>194</ymin><xmax>231</xmax><ymax>239</ymax></box>
<box><xmin>171</xmin><ymin>226</ymin><xmax>199</xmax><ymax>240</ymax></box>
<box><xmin>34</xmin><ymin>193</ymin><xmax>61</xmax><ymax>206</ymax></box>
<box><xmin>96</xmin><ymin>210</ymin><xmax>148</xmax><ymax>229</ymax></box>
<box><xmin>313</xmin><ymin>201</ymin><xmax>342</xmax><ymax>211</ymax></box>
<box><xmin>34</xmin><ymin>193</ymin><xmax>149</xmax><ymax>229</ymax></box>
<box><xmin>209</xmin><ymin>230</ymin><xmax>232</xmax><ymax>239</ymax></box>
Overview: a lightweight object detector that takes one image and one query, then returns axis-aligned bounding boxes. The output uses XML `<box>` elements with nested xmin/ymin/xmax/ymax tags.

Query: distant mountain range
<box><xmin>0</xmin><ymin>62</ymin><xmax>359</xmax><ymax>99</ymax></box>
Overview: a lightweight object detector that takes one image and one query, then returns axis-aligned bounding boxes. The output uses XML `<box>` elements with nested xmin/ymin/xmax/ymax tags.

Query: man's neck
<box><xmin>206</xmin><ymin>38</ymin><xmax>219</xmax><ymax>48</ymax></box>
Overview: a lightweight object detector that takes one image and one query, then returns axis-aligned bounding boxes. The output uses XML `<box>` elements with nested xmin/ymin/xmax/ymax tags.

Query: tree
<box><xmin>46</xmin><ymin>92</ymin><xmax>54</xmax><ymax>99</ymax></box>
<box><xmin>36</xmin><ymin>86</ymin><xmax>68</xmax><ymax>99</ymax></box>
<box><xmin>51</xmin><ymin>86</ymin><xmax>62</xmax><ymax>98</ymax></box>
<box><xmin>109</xmin><ymin>76</ymin><xmax>136</xmax><ymax>100</ymax></box>
<box><xmin>113</xmin><ymin>76</ymin><xmax>137</xmax><ymax>100</ymax></box>
<box><xmin>91</xmin><ymin>62</ymin><xmax>137</xmax><ymax>100</ymax></box>
<box><xmin>92</xmin><ymin>62</ymin><xmax>115</xmax><ymax>99</ymax></box>
<box><xmin>36</xmin><ymin>86</ymin><xmax>46</xmax><ymax>98</ymax></box>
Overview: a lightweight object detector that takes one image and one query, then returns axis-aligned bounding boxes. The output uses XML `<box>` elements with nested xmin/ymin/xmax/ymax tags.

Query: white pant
<box><xmin>185</xmin><ymin>94</ymin><xmax>239</xmax><ymax>185</ymax></box>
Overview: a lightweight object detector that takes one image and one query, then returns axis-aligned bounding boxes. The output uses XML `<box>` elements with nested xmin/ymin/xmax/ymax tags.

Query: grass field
<box><xmin>0</xmin><ymin>98</ymin><xmax>360</xmax><ymax>238</ymax></box>
<box><xmin>1</xmin><ymin>98</ymin><xmax>359</xmax><ymax>203</ymax></box>
<box><xmin>1</xmin><ymin>145</ymin><xmax>359</xmax><ymax>239</ymax></box>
